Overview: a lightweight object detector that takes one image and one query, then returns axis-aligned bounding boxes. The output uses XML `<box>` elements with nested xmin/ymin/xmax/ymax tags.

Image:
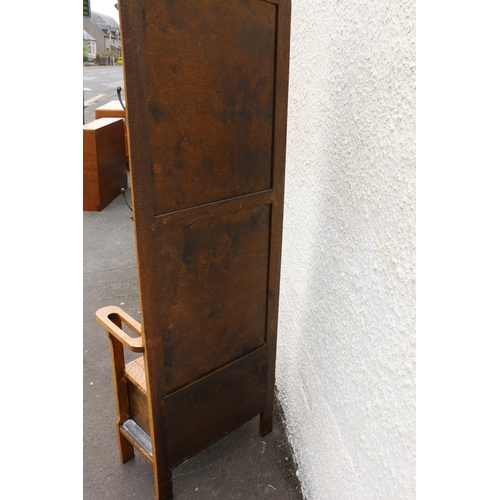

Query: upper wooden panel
<box><xmin>140</xmin><ymin>0</ymin><xmax>277</xmax><ymax>215</ymax></box>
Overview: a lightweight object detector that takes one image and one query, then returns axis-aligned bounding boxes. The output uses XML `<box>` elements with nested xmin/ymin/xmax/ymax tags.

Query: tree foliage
<box><xmin>83</xmin><ymin>40</ymin><xmax>89</xmax><ymax>61</ymax></box>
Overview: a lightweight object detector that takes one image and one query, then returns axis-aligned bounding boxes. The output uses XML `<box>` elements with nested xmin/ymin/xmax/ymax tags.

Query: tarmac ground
<box><xmin>83</xmin><ymin>188</ymin><xmax>303</xmax><ymax>499</ymax></box>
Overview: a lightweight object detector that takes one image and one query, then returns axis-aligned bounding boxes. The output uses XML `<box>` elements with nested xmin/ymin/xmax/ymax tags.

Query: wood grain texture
<box><xmin>163</xmin><ymin>345</ymin><xmax>269</xmax><ymax>468</ymax></box>
<box><xmin>143</xmin><ymin>0</ymin><xmax>277</xmax><ymax>215</ymax></box>
<box><xmin>83</xmin><ymin>117</ymin><xmax>128</xmax><ymax>211</ymax></box>
<box><xmin>155</xmin><ymin>191</ymin><xmax>272</xmax><ymax>393</ymax></box>
<box><xmin>96</xmin><ymin>306</ymin><xmax>144</xmax><ymax>353</ymax></box>
<box><xmin>125</xmin><ymin>356</ymin><xmax>147</xmax><ymax>394</ymax></box>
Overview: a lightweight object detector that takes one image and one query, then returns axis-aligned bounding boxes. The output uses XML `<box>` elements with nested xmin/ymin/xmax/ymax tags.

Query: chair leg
<box><xmin>108</xmin><ymin>327</ymin><xmax>135</xmax><ymax>462</ymax></box>
<box><xmin>116</xmin><ymin>425</ymin><xmax>135</xmax><ymax>463</ymax></box>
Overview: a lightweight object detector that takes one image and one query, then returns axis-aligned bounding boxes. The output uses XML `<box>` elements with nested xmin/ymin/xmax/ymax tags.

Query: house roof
<box><xmin>83</xmin><ymin>30</ymin><xmax>96</xmax><ymax>41</ymax></box>
<box><xmin>91</xmin><ymin>11</ymin><xmax>119</xmax><ymax>30</ymax></box>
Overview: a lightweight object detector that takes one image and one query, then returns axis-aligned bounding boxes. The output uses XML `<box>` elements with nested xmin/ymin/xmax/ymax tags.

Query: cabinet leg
<box><xmin>259</xmin><ymin>407</ymin><xmax>273</xmax><ymax>437</ymax></box>
<box><xmin>153</xmin><ymin>463</ymin><xmax>173</xmax><ymax>500</ymax></box>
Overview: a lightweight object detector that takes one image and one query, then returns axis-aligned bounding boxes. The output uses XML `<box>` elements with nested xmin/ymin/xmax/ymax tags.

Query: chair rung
<box><xmin>120</xmin><ymin>419</ymin><xmax>153</xmax><ymax>462</ymax></box>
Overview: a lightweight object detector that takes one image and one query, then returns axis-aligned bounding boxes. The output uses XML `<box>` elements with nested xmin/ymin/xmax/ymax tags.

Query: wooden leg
<box><xmin>117</xmin><ymin>426</ymin><xmax>135</xmax><ymax>463</ymax></box>
<box><xmin>153</xmin><ymin>460</ymin><xmax>173</xmax><ymax>500</ymax></box>
<box><xmin>259</xmin><ymin>405</ymin><xmax>273</xmax><ymax>437</ymax></box>
<box><xmin>150</xmin><ymin>412</ymin><xmax>174</xmax><ymax>499</ymax></box>
<box><xmin>108</xmin><ymin>323</ymin><xmax>135</xmax><ymax>462</ymax></box>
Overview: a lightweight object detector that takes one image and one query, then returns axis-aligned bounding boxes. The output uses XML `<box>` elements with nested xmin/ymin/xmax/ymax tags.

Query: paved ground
<box><xmin>83</xmin><ymin>65</ymin><xmax>125</xmax><ymax>125</ymax></box>
<box><xmin>83</xmin><ymin>95</ymin><xmax>303</xmax><ymax>498</ymax></box>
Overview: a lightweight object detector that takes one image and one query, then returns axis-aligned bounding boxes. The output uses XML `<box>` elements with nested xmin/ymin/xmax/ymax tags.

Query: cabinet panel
<box><xmin>140</xmin><ymin>0</ymin><xmax>277</xmax><ymax>214</ymax></box>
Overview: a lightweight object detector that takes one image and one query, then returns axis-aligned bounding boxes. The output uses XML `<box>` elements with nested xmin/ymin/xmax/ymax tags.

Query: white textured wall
<box><xmin>276</xmin><ymin>1</ymin><xmax>415</xmax><ymax>499</ymax></box>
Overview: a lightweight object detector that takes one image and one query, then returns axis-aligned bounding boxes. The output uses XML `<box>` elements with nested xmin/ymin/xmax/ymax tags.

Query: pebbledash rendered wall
<box><xmin>276</xmin><ymin>1</ymin><xmax>415</xmax><ymax>499</ymax></box>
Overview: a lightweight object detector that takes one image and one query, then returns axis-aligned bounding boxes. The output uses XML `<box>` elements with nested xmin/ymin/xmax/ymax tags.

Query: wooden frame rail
<box><xmin>95</xmin><ymin>307</ymin><xmax>150</xmax><ymax>463</ymax></box>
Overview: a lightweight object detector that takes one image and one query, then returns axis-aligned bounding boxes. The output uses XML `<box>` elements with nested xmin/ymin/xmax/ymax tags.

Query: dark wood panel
<box><xmin>154</xmin><ymin>191</ymin><xmax>272</xmax><ymax>393</ymax></box>
<box><xmin>140</xmin><ymin>0</ymin><xmax>277</xmax><ymax>215</ymax></box>
<box><xmin>163</xmin><ymin>345</ymin><xmax>269</xmax><ymax>468</ymax></box>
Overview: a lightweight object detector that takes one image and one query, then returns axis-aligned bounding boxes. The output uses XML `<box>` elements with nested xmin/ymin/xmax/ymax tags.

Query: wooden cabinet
<box><xmin>96</xmin><ymin>1</ymin><xmax>291</xmax><ymax>498</ymax></box>
<box><xmin>94</xmin><ymin>100</ymin><xmax>126</xmax><ymax>120</ymax></box>
<box><xmin>83</xmin><ymin>117</ymin><xmax>128</xmax><ymax>211</ymax></box>
<box><xmin>95</xmin><ymin>101</ymin><xmax>129</xmax><ymax>164</ymax></box>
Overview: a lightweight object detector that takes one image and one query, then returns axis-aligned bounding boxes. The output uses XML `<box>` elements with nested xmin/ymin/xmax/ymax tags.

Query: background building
<box><xmin>83</xmin><ymin>30</ymin><xmax>96</xmax><ymax>61</ymax></box>
<box><xmin>83</xmin><ymin>11</ymin><xmax>121</xmax><ymax>57</ymax></box>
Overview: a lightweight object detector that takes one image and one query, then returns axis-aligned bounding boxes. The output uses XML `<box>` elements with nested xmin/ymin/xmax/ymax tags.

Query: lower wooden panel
<box><xmin>163</xmin><ymin>345</ymin><xmax>269</xmax><ymax>468</ymax></box>
<box><xmin>128</xmin><ymin>381</ymin><xmax>150</xmax><ymax>435</ymax></box>
<box><xmin>155</xmin><ymin>191</ymin><xmax>272</xmax><ymax>394</ymax></box>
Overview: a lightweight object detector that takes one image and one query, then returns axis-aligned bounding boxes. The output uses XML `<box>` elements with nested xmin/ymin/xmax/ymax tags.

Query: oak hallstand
<box><xmin>96</xmin><ymin>1</ymin><xmax>291</xmax><ymax>498</ymax></box>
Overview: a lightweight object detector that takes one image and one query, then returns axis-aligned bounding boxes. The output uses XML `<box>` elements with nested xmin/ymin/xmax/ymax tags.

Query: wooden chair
<box><xmin>96</xmin><ymin>1</ymin><xmax>291</xmax><ymax>498</ymax></box>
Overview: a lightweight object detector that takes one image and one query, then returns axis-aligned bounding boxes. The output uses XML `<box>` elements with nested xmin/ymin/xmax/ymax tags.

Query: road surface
<box><xmin>83</xmin><ymin>65</ymin><xmax>124</xmax><ymax>124</ymax></box>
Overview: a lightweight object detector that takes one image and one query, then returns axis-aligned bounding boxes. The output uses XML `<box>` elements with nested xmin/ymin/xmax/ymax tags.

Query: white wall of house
<box><xmin>88</xmin><ymin>41</ymin><xmax>96</xmax><ymax>60</ymax></box>
<box><xmin>276</xmin><ymin>1</ymin><xmax>415</xmax><ymax>499</ymax></box>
